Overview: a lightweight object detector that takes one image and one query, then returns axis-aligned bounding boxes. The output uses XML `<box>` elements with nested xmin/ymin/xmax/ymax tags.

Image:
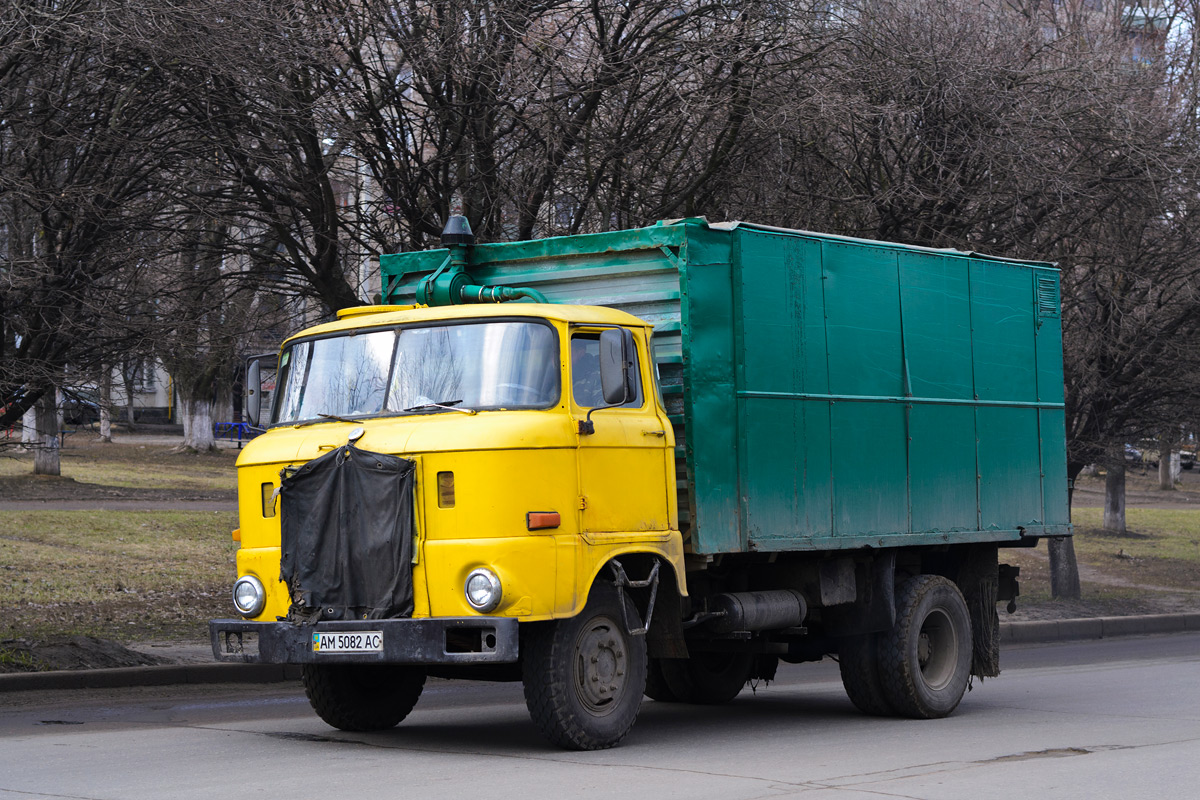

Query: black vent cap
<box><xmin>441</xmin><ymin>215</ymin><xmax>474</xmax><ymax>246</ymax></box>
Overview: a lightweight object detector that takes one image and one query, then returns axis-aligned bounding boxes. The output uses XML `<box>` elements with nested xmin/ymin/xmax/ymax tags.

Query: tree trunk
<box><xmin>1048</xmin><ymin>536</ymin><xmax>1081</xmax><ymax>599</ymax></box>
<box><xmin>179</xmin><ymin>396</ymin><xmax>217</xmax><ymax>451</ymax></box>
<box><xmin>1103</xmin><ymin>463</ymin><xmax>1126</xmax><ymax>533</ymax></box>
<box><xmin>21</xmin><ymin>406</ymin><xmax>36</xmax><ymax>445</ymax></box>
<box><xmin>99</xmin><ymin>368</ymin><xmax>113</xmax><ymax>443</ymax></box>
<box><xmin>1050</xmin><ymin>462</ymin><xmax>1084</xmax><ymax>599</ymax></box>
<box><xmin>121</xmin><ymin>364</ymin><xmax>138</xmax><ymax>431</ymax></box>
<box><xmin>33</xmin><ymin>391</ymin><xmax>61</xmax><ymax>476</ymax></box>
<box><xmin>1159</xmin><ymin>441</ymin><xmax>1173</xmax><ymax>490</ymax></box>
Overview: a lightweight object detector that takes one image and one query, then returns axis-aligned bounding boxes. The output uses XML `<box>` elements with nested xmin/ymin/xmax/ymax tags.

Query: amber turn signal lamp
<box><xmin>437</xmin><ymin>471</ymin><xmax>455</xmax><ymax>508</ymax></box>
<box><xmin>231</xmin><ymin>528</ymin><xmax>241</xmax><ymax>542</ymax></box>
<box><xmin>526</xmin><ymin>511</ymin><xmax>561</xmax><ymax>530</ymax></box>
<box><xmin>261</xmin><ymin>483</ymin><xmax>276</xmax><ymax>518</ymax></box>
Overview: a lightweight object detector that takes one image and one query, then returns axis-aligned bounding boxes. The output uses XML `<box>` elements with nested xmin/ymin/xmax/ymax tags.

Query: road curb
<box><xmin>0</xmin><ymin>662</ymin><xmax>302</xmax><ymax>693</ymax></box>
<box><xmin>998</xmin><ymin>611</ymin><xmax>1200</xmax><ymax>644</ymax></box>
<box><xmin>3</xmin><ymin>614</ymin><xmax>1198</xmax><ymax>693</ymax></box>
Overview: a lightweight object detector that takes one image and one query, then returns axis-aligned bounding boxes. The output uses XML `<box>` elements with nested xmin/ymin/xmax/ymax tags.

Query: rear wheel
<box><xmin>658</xmin><ymin>651</ymin><xmax>754</xmax><ymax>705</ymax></box>
<box><xmin>878</xmin><ymin>575</ymin><xmax>972</xmax><ymax>719</ymax></box>
<box><xmin>644</xmin><ymin>657</ymin><xmax>680</xmax><ymax>702</ymax></box>
<box><xmin>302</xmin><ymin>663</ymin><xmax>426</xmax><ymax>731</ymax></box>
<box><xmin>838</xmin><ymin>633</ymin><xmax>893</xmax><ymax>716</ymax></box>
<box><xmin>522</xmin><ymin>583</ymin><xmax>647</xmax><ymax>750</ymax></box>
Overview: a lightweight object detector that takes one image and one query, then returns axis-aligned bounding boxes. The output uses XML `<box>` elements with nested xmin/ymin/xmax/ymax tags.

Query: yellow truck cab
<box><xmin>230</xmin><ymin>302</ymin><xmax>685</xmax><ymax>624</ymax></box>
<box><xmin>212</xmin><ymin>217</ymin><xmax>1068</xmax><ymax>751</ymax></box>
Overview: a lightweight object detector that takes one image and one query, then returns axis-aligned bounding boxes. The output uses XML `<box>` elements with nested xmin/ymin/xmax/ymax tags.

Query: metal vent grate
<box><xmin>1036</xmin><ymin>274</ymin><xmax>1060</xmax><ymax>318</ymax></box>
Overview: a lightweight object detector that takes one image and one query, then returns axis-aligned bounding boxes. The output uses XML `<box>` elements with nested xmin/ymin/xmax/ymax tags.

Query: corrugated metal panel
<box><xmin>380</xmin><ymin>227</ymin><xmax>694</xmax><ymax>539</ymax></box>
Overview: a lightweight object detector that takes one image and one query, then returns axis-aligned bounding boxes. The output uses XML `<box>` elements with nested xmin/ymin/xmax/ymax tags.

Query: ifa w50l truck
<box><xmin>212</xmin><ymin>217</ymin><xmax>1070</xmax><ymax>750</ymax></box>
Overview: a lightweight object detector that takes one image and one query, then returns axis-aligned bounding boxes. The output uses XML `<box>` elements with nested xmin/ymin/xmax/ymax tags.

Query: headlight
<box><xmin>232</xmin><ymin>575</ymin><xmax>266</xmax><ymax>617</ymax></box>
<box><xmin>465</xmin><ymin>568</ymin><xmax>502</xmax><ymax>612</ymax></box>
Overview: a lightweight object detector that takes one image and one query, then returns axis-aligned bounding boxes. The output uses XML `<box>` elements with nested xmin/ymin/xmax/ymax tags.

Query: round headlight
<box><xmin>232</xmin><ymin>575</ymin><xmax>266</xmax><ymax>617</ymax></box>
<box><xmin>465</xmin><ymin>568</ymin><xmax>502</xmax><ymax>612</ymax></box>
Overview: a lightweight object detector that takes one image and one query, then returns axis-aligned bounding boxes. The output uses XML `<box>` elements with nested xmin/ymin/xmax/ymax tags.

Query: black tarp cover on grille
<box><xmin>279</xmin><ymin>443</ymin><xmax>415</xmax><ymax>621</ymax></box>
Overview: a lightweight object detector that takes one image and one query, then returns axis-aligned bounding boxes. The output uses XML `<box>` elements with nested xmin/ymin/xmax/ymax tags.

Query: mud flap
<box><xmin>958</xmin><ymin>545</ymin><xmax>1001</xmax><ymax>678</ymax></box>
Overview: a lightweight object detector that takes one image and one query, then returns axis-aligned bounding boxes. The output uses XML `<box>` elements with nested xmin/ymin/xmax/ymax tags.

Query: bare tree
<box><xmin>0</xmin><ymin>1</ymin><xmax>184</xmax><ymax>470</ymax></box>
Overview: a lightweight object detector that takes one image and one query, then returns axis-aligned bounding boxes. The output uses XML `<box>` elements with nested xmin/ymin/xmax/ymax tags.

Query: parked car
<box><xmin>1124</xmin><ymin>444</ymin><xmax>1143</xmax><ymax>465</ymax></box>
<box><xmin>1182</xmin><ymin>450</ymin><xmax>1196</xmax><ymax>470</ymax></box>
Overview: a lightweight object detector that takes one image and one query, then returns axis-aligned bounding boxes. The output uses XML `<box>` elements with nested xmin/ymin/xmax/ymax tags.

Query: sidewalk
<box><xmin>3</xmin><ymin>612</ymin><xmax>1197</xmax><ymax>694</ymax></box>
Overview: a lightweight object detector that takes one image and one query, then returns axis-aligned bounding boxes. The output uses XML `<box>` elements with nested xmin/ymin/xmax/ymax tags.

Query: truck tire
<box><xmin>644</xmin><ymin>657</ymin><xmax>681</xmax><ymax>702</ymax></box>
<box><xmin>838</xmin><ymin>633</ymin><xmax>893</xmax><ymax>716</ymax></box>
<box><xmin>658</xmin><ymin>651</ymin><xmax>754</xmax><ymax>704</ymax></box>
<box><xmin>878</xmin><ymin>575</ymin><xmax>972</xmax><ymax>719</ymax></box>
<box><xmin>522</xmin><ymin>582</ymin><xmax>647</xmax><ymax>750</ymax></box>
<box><xmin>302</xmin><ymin>663</ymin><xmax>426</xmax><ymax>731</ymax></box>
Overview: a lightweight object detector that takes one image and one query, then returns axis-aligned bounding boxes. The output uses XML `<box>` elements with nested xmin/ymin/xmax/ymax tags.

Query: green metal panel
<box><xmin>679</xmin><ymin>242</ymin><xmax>741</xmax><ymax>554</ymax></box>
<box><xmin>1040</xmin><ymin>408</ymin><xmax>1070</xmax><ymax>526</ymax></box>
<box><xmin>820</xmin><ymin>241</ymin><xmax>908</xmax><ymax>537</ymax></box>
<box><xmin>898</xmin><ymin>251</ymin><xmax>978</xmax><ymax>534</ymax></box>
<box><xmin>740</xmin><ymin>399</ymin><xmax>834</xmax><ymax>545</ymax></box>
<box><xmin>823</xmin><ymin>242</ymin><xmax>904</xmax><ymax>397</ymax></box>
<box><xmin>734</xmin><ymin>234</ymin><xmax>832</xmax><ymax>545</ymax></box>
<box><xmin>831</xmin><ymin>403</ymin><xmax>910</xmax><ymax>536</ymax></box>
<box><xmin>898</xmin><ymin>252</ymin><xmax>974</xmax><ymax>400</ymax></box>
<box><xmin>970</xmin><ymin>260</ymin><xmax>1038</xmax><ymax>402</ymax></box>
<box><xmin>978</xmin><ymin>407</ymin><xmax>1044</xmax><ymax>528</ymax></box>
<box><xmin>909</xmin><ymin>404</ymin><xmax>979</xmax><ymax>532</ymax></box>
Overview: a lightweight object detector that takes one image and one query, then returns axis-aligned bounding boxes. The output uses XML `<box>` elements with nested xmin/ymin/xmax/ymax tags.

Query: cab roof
<box><xmin>284</xmin><ymin>302</ymin><xmax>649</xmax><ymax>347</ymax></box>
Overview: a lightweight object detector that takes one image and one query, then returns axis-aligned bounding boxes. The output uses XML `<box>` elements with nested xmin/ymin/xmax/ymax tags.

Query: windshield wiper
<box><xmin>294</xmin><ymin>412</ymin><xmax>361</xmax><ymax>428</ymax></box>
<box><xmin>402</xmin><ymin>399</ymin><xmax>476</xmax><ymax>415</ymax></box>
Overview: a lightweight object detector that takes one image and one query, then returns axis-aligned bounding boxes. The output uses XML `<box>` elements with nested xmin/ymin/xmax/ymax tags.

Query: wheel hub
<box><xmin>575</xmin><ymin>618</ymin><xmax>627</xmax><ymax>713</ymax></box>
<box><xmin>917</xmin><ymin>608</ymin><xmax>958</xmax><ymax>691</ymax></box>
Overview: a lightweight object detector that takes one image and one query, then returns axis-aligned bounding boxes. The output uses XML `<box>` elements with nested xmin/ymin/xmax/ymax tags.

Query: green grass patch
<box><xmin>0</xmin><ymin>644</ymin><xmax>40</xmax><ymax>671</ymax></box>
<box><xmin>1070</xmin><ymin>508</ymin><xmax>1200</xmax><ymax>562</ymax></box>
<box><xmin>0</xmin><ymin>510</ymin><xmax>238</xmax><ymax>642</ymax></box>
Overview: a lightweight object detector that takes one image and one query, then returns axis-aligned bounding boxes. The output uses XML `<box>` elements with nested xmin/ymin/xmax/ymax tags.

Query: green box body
<box><xmin>381</xmin><ymin>219</ymin><xmax>1070</xmax><ymax>555</ymax></box>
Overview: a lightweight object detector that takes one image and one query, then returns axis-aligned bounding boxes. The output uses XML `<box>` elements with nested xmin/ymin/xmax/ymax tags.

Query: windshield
<box><xmin>271</xmin><ymin>320</ymin><xmax>559</xmax><ymax>425</ymax></box>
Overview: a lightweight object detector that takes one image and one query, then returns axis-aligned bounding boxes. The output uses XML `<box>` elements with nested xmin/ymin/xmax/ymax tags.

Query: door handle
<box><xmin>642</xmin><ymin>429</ymin><xmax>666</xmax><ymax>437</ymax></box>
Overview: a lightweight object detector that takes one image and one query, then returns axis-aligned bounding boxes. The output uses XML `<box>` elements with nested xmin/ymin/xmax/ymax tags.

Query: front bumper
<box><xmin>209</xmin><ymin>617</ymin><xmax>519</xmax><ymax>665</ymax></box>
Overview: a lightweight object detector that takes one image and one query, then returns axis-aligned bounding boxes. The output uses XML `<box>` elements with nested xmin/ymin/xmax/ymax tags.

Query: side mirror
<box><xmin>245</xmin><ymin>359</ymin><xmax>262</xmax><ymax>427</ymax></box>
<box><xmin>599</xmin><ymin>328</ymin><xmax>636</xmax><ymax>406</ymax></box>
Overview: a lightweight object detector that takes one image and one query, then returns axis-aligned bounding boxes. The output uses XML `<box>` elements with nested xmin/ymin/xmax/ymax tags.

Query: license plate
<box><xmin>312</xmin><ymin>631</ymin><xmax>383</xmax><ymax>654</ymax></box>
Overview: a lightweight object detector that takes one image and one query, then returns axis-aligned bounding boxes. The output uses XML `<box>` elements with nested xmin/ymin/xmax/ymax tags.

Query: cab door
<box><xmin>570</xmin><ymin>327</ymin><xmax>672</xmax><ymax>533</ymax></box>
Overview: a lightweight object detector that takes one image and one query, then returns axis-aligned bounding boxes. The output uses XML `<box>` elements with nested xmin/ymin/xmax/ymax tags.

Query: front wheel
<box><xmin>302</xmin><ymin>663</ymin><xmax>426</xmax><ymax>731</ymax></box>
<box><xmin>522</xmin><ymin>583</ymin><xmax>647</xmax><ymax>750</ymax></box>
<box><xmin>878</xmin><ymin>575</ymin><xmax>972</xmax><ymax>719</ymax></box>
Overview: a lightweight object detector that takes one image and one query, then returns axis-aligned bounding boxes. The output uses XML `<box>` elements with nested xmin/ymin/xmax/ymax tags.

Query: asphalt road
<box><xmin>1</xmin><ymin>634</ymin><xmax>1197</xmax><ymax>800</ymax></box>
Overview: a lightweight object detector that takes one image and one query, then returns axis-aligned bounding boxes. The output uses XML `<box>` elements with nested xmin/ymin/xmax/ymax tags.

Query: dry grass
<box><xmin>0</xmin><ymin>434</ymin><xmax>236</xmax><ymax>493</ymax></box>
<box><xmin>0</xmin><ymin>510</ymin><xmax>238</xmax><ymax>643</ymax></box>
